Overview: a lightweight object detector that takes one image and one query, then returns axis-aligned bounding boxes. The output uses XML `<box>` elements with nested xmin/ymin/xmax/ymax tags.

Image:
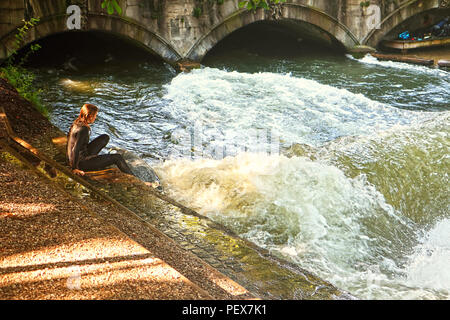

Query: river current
<box><xmin>33</xmin><ymin>41</ymin><xmax>449</xmax><ymax>299</ymax></box>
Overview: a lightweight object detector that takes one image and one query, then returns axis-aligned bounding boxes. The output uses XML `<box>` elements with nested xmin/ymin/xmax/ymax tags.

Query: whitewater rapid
<box><xmin>162</xmin><ymin>67</ymin><xmax>433</xmax><ymax>154</ymax></box>
<box><xmin>155</xmin><ymin>65</ymin><xmax>449</xmax><ymax>299</ymax></box>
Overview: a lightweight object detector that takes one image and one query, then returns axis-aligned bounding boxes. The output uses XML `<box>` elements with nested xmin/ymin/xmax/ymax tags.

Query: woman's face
<box><xmin>87</xmin><ymin>112</ymin><xmax>97</xmax><ymax>124</ymax></box>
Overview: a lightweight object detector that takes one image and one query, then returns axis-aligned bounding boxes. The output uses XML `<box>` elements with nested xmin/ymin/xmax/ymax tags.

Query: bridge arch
<box><xmin>186</xmin><ymin>3</ymin><xmax>359</xmax><ymax>62</ymax></box>
<box><xmin>0</xmin><ymin>13</ymin><xmax>181</xmax><ymax>63</ymax></box>
<box><xmin>362</xmin><ymin>0</ymin><xmax>442</xmax><ymax>48</ymax></box>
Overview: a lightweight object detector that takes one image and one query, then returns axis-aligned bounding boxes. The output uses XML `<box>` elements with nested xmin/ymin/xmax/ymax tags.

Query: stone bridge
<box><xmin>0</xmin><ymin>0</ymin><xmax>448</xmax><ymax>64</ymax></box>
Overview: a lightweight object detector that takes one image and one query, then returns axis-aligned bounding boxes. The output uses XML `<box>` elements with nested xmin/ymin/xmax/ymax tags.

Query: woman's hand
<box><xmin>72</xmin><ymin>169</ymin><xmax>85</xmax><ymax>176</ymax></box>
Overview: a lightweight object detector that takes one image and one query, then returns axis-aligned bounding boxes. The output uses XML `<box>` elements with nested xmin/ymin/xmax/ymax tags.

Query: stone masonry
<box><xmin>0</xmin><ymin>0</ymin><xmax>445</xmax><ymax>64</ymax></box>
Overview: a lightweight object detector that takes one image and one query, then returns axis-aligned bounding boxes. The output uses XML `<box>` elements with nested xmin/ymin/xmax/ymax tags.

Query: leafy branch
<box><xmin>360</xmin><ymin>1</ymin><xmax>371</xmax><ymax>7</ymax></box>
<box><xmin>101</xmin><ymin>0</ymin><xmax>122</xmax><ymax>15</ymax></box>
<box><xmin>7</xmin><ymin>18</ymin><xmax>41</xmax><ymax>66</ymax></box>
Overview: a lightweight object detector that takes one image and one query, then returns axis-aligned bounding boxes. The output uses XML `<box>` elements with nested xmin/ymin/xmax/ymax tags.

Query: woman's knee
<box><xmin>98</xmin><ymin>134</ymin><xmax>110</xmax><ymax>144</ymax></box>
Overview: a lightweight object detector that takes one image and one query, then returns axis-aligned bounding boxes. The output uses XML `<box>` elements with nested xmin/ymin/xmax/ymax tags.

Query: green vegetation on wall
<box><xmin>192</xmin><ymin>0</ymin><xmax>287</xmax><ymax>18</ymax></box>
<box><xmin>97</xmin><ymin>0</ymin><xmax>289</xmax><ymax>19</ymax></box>
<box><xmin>193</xmin><ymin>0</ymin><xmax>225</xmax><ymax>18</ymax></box>
<box><xmin>238</xmin><ymin>0</ymin><xmax>286</xmax><ymax>11</ymax></box>
<box><xmin>0</xmin><ymin>18</ymin><xmax>48</xmax><ymax>118</ymax></box>
<box><xmin>101</xmin><ymin>0</ymin><xmax>122</xmax><ymax>15</ymax></box>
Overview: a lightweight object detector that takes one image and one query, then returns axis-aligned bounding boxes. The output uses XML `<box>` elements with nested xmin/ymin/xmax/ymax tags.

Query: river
<box><xmin>30</xmin><ymin>32</ymin><xmax>449</xmax><ymax>300</ymax></box>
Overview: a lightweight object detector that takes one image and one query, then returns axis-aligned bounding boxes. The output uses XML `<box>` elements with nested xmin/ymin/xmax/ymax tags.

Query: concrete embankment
<box><xmin>372</xmin><ymin>45</ymin><xmax>450</xmax><ymax>67</ymax></box>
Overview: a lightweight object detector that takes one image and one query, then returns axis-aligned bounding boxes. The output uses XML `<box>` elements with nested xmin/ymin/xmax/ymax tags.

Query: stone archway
<box><xmin>186</xmin><ymin>3</ymin><xmax>360</xmax><ymax>62</ymax></box>
<box><xmin>0</xmin><ymin>12</ymin><xmax>182</xmax><ymax>63</ymax></box>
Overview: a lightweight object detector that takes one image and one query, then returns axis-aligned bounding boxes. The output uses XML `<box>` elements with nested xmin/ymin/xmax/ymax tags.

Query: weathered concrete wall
<box><xmin>363</xmin><ymin>0</ymin><xmax>443</xmax><ymax>47</ymax></box>
<box><xmin>0</xmin><ymin>0</ymin><xmax>447</xmax><ymax>63</ymax></box>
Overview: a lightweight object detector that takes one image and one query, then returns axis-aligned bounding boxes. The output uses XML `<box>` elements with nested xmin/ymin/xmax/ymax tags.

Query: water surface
<box><xmin>33</xmin><ymin>34</ymin><xmax>449</xmax><ymax>299</ymax></box>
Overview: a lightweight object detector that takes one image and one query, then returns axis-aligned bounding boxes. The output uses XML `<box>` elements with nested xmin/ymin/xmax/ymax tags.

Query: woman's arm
<box><xmin>70</xmin><ymin>126</ymin><xmax>90</xmax><ymax>171</ymax></box>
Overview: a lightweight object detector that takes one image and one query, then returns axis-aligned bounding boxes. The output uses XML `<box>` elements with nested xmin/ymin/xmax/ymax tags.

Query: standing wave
<box><xmin>155</xmin><ymin>112</ymin><xmax>449</xmax><ymax>299</ymax></box>
<box><xmin>162</xmin><ymin>67</ymin><xmax>430</xmax><ymax>150</ymax></box>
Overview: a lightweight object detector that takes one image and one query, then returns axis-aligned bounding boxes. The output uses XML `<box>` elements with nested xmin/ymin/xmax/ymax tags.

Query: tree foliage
<box><xmin>7</xmin><ymin>18</ymin><xmax>41</xmax><ymax>66</ymax></box>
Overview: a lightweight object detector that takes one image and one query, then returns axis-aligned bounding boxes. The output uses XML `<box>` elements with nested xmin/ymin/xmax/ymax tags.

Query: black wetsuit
<box><xmin>67</xmin><ymin>122</ymin><xmax>134</xmax><ymax>175</ymax></box>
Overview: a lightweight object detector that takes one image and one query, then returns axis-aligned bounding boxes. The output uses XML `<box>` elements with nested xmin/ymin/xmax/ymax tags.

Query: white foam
<box><xmin>163</xmin><ymin>67</ymin><xmax>423</xmax><ymax>154</ymax></box>
<box><xmin>155</xmin><ymin>152</ymin><xmax>418</xmax><ymax>298</ymax></box>
<box><xmin>346</xmin><ymin>54</ymin><xmax>450</xmax><ymax>77</ymax></box>
<box><xmin>155</xmin><ymin>111</ymin><xmax>449</xmax><ymax>299</ymax></box>
<box><xmin>158</xmin><ymin>67</ymin><xmax>448</xmax><ymax>299</ymax></box>
<box><xmin>403</xmin><ymin>219</ymin><xmax>450</xmax><ymax>297</ymax></box>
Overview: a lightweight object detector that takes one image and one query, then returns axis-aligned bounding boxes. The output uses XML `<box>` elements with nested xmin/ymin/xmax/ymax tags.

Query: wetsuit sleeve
<box><xmin>71</xmin><ymin>126</ymin><xmax>90</xmax><ymax>170</ymax></box>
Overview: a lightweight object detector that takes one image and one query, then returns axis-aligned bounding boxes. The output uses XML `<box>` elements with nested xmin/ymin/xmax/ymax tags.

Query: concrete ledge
<box><xmin>371</xmin><ymin>52</ymin><xmax>435</xmax><ymax>65</ymax></box>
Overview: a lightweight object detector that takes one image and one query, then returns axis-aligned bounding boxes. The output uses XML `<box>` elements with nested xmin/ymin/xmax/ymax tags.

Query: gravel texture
<box><xmin>0</xmin><ymin>147</ymin><xmax>212</xmax><ymax>300</ymax></box>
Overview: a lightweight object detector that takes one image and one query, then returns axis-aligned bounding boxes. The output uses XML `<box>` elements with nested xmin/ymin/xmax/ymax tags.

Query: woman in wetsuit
<box><xmin>67</xmin><ymin>104</ymin><xmax>134</xmax><ymax>176</ymax></box>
